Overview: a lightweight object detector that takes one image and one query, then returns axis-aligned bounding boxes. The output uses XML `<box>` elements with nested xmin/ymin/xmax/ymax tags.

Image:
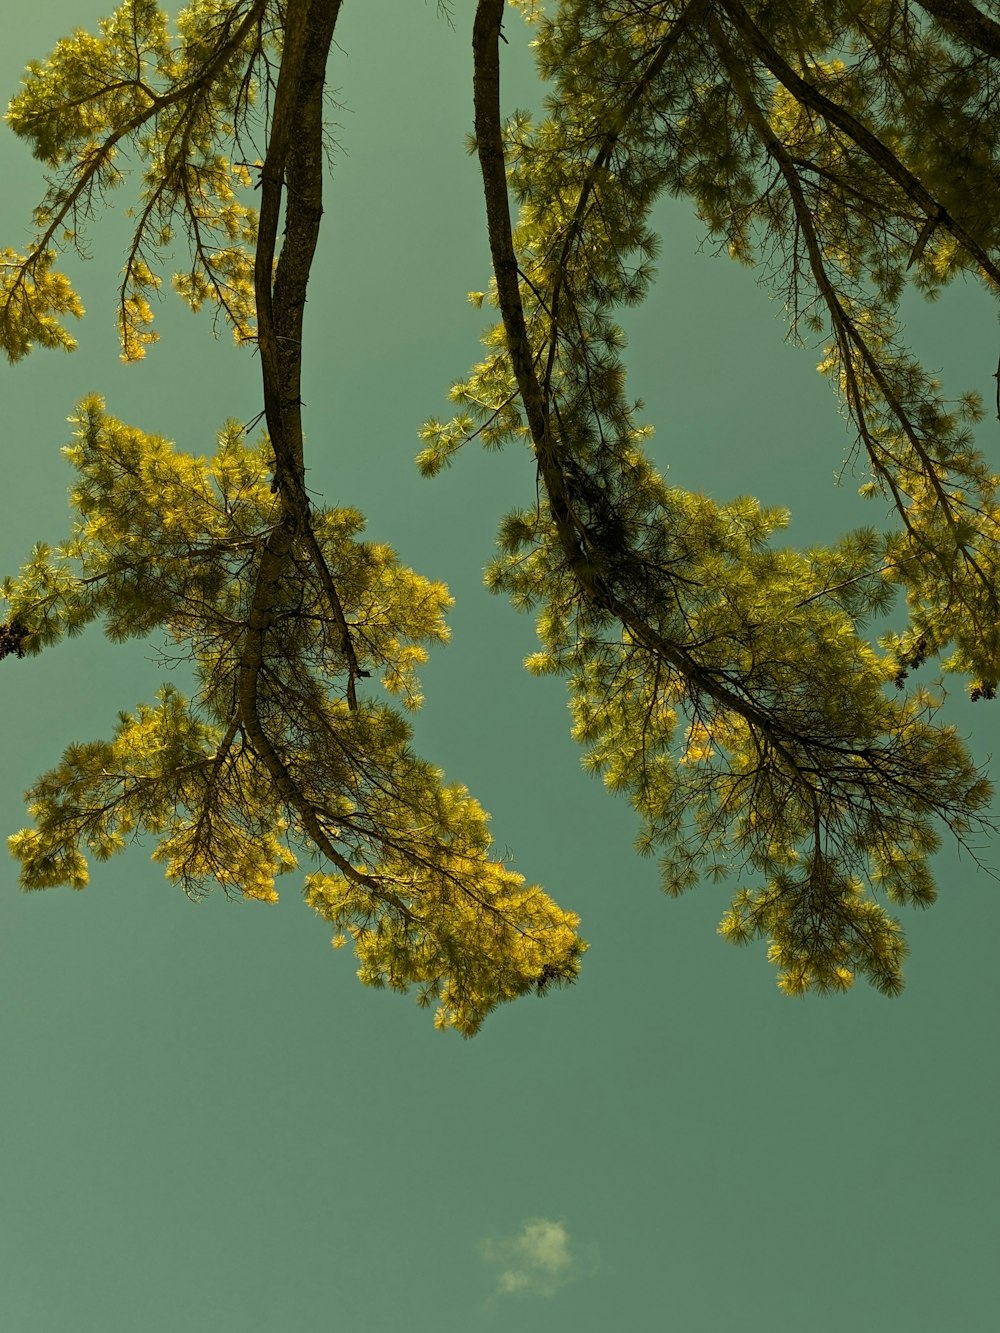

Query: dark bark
<box><xmin>237</xmin><ymin>0</ymin><xmax>382</xmax><ymax>895</ymax></box>
<box><xmin>718</xmin><ymin>0</ymin><xmax>1000</xmax><ymax>290</ymax></box>
<box><xmin>916</xmin><ymin>0</ymin><xmax>1000</xmax><ymax>59</ymax></box>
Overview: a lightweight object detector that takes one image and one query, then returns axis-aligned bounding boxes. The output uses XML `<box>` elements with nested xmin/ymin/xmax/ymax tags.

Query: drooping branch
<box><xmin>473</xmin><ymin>2</ymin><xmax>815</xmax><ymax>750</ymax></box>
<box><xmin>234</xmin><ymin>525</ymin><xmax>413</xmax><ymax>910</ymax></box>
<box><xmin>472</xmin><ymin>0</ymin><xmax>565</xmax><ymax>524</ymax></box>
<box><xmin>1</xmin><ymin>0</ymin><xmax>270</xmax><ymax>347</ymax></box>
<box><xmin>916</xmin><ymin>0</ymin><xmax>1000</xmax><ymax>59</ymax></box>
<box><xmin>470</xmin><ymin>0</ymin><xmax>994</xmax><ymax>856</ymax></box>
<box><xmin>538</xmin><ymin>0</ymin><xmax>711</xmax><ymax>406</ymax></box>
<box><xmin>712</xmin><ymin>31</ymin><xmax>947</xmax><ymax>525</ymax></box>
<box><xmin>717</xmin><ymin>0</ymin><xmax>1000</xmax><ymax>289</ymax></box>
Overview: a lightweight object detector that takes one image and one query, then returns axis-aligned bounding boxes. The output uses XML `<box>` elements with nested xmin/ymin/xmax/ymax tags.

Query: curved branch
<box><xmin>254</xmin><ymin>0</ymin><xmax>341</xmax><ymax>502</ymax></box>
<box><xmin>236</xmin><ymin>533</ymin><xmax>407</xmax><ymax>908</ymax></box>
<box><xmin>471</xmin><ymin>0</ymin><xmax>835</xmax><ymax>777</ymax></box>
<box><xmin>718</xmin><ymin>0</ymin><xmax>1000</xmax><ymax>289</ymax></box>
<box><xmin>916</xmin><ymin>0</ymin><xmax>1000</xmax><ymax>59</ymax></box>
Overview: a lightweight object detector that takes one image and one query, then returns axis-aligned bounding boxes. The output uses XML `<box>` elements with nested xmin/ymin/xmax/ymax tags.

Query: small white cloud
<box><xmin>479</xmin><ymin>1217</ymin><xmax>578</xmax><ymax>1299</ymax></box>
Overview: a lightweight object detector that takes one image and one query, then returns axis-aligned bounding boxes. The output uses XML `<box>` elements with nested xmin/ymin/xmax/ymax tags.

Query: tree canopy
<box><xmin>2</xmin><ymin>0</ymin><xmax>999</xmax><ymax>1028</ymax></box>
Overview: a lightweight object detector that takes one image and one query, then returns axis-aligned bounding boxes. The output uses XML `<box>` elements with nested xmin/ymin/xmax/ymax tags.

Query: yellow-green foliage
<box><xmin>0</xmin><ymin>4</ymin><xmax>583</xmax><ymax>1037</ymax></box>
<box><xmin>2</xmin><ymin>399</ymin><xmax>583</xmax><ymax>1034</ymax></box>
<box><xmin>420</xmin><ymin>0</ymin><xmax>1000</xmax><ymax>996</ymax></box>
<box><xmin>2</xmin><ymin>0</ymin><xmax>260</xmax><ymax>362</ymax></box>
<box><xmin>5</xmin><ymin>0</ymin><xmax>1000</xmax><ymax>1014</ymax></box>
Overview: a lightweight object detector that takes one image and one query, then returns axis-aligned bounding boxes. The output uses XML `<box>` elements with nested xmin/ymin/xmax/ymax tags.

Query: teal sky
<box><xmin>2</xmin><ymin>5</ymin><xmax>998</xmax><ymax>1331</ymax></box>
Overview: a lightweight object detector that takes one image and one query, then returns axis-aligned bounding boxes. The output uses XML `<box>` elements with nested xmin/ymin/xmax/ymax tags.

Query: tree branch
<box><xmin>718</xmin><ymin>0</ymin><xmax>1000</xmax><ymax>289</ymax></box>
<box><xmin>916</xmin><ymin>0</ymin><xmax>1000</xmax><ymax>59</ymax></box>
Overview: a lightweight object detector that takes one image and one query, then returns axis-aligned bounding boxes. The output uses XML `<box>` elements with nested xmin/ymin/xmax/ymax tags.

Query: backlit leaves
<box><xmin>3</xmin><ymin>397</ymin><xmax>583</xmax><ymax>1033</ymax></box>
<box><xmin>420</xmin><ymin>0</ymin><xmax>1000</xmax><ymax>995</ymax></box>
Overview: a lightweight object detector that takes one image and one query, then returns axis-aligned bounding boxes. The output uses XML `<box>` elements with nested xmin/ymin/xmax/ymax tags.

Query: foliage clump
<box><xmin>4</xmin><ymin>0</ymin><xmax>1000</xmax><ymax>1015</ymax></box>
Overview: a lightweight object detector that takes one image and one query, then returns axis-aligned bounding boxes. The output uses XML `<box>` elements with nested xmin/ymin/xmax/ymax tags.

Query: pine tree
<box><xmin>2</xmin><ymin>1</ymin><xmax>999</xmax><ymax>1014</ymax></box>
<box><xmin>0</xmin><ymin>0</ymin><xmax>584</xmax><ymax>1036</ymax></box>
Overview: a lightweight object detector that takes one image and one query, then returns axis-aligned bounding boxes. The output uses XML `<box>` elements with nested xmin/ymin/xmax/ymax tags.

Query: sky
<box><xmin>1</xmin><ymin>4</ymin><xmax>998</xmax><ymax>1331</ymax></box>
